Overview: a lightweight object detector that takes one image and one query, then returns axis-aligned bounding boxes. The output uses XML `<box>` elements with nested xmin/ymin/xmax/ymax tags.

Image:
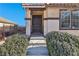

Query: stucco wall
<box><xmin>47</xmin><ymin>7</ymin><xmax>59</xmax><ymax>17</ymax></box>
<box><xmin>46</xmin><ymin>20</ymin><xmax>79</xmax><ymax>36</ymax></box>
<box><xmin>47</xmin><ymin>7</ymin><xmax>76</xmax><ymax>17</ymax></box>
<box><xmin>59</xmin><ymin>30</ymin><xmax>79</xmax><ymax>36</ymax></box>
<box><xmin>26</xmin><ymin>20</ymin><xmax>31</xmax><ymax>36</ymax></box>
<box><xmin>25</xmin><ymin>6</ymin><xmax>79</xmax><ymax>36</ymax></box>
<box><xmin>46</xmin><ymin>7</ymin><xmax>79</xmax><ymax>36</ymax></box>
<box><xmin>26</xmin><ymin>8</ymin><xmax>31</xmax><ymax>18</ymax></box>
<box><xmin>44</xmin><ymin>20</ymin><xmax>48</xmax><ymax>35</ymax></box>
<box><xmin>44</xmin><ymin>8</ymin><xmax>47</xmax><ymax>18</ymax></box>
<box><xmin>47</xmin><ymin>20</ymin><xmax>59</xmax><ymax>32</ymax></box>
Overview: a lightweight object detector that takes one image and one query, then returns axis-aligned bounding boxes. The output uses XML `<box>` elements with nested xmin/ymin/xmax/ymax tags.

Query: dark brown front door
<box><xmin>31</xmin><ymin>15</ymin><xmax>43</xmax><ymax>35</ymax></box>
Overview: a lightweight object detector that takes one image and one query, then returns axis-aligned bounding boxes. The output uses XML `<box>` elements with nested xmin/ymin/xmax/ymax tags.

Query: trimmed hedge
<box><xmin>0</xmin><ymin>34</ymin><xmax>28</xmax><ymax>56</ymax></box>
<box><xmin>46</xmin><ymin>31</ymin><xmax>79</xmax><ymax>56</ymax></box>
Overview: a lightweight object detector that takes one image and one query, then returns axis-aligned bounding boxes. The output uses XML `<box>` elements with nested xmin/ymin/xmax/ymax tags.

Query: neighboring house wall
<box><xmin>0</xmin><ymin>23</ymin><xmax>3</xmax><ymax>27</ymax></box>
<box><xmin>0</xmin><ymin>23</ymin><xmax>15</xmax><ymax>32</ymax></box>
<box><xmin>0</xmin><ymin>23</ymin><xmax>3</xmax><ymax>31</ymax></box>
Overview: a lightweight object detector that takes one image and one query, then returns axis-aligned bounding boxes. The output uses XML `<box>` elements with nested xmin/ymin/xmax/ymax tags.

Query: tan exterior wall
<box><xmin>44</xmin><ymin>20</ymin><xmax>48</xmax><ymax>35</ymax></box>
<box><xmin>26</xmin><ymin>20</ymin><xmax>31</xmax><ymax>36</ymax></box>
<box><xmin>25</xmin><ymin>9</ymin><xmax>31</xmax><ymax>36</ymax></box>
<box><xmin>26</xmin><ymin>8</ymin><xmax>31</xmax><ymax>18</ymax></box>
<box><xmin>44</xmin><ymin>8</ymin><xmax>47</xmax><ymax>18</ymax></box>
<box><xmin>25</xmin><ymin>6</ymin><xmax>79</xmax><ymax>36</ymax></box>
<box><xmin>46</xmin><ymin>20</ymin><xmax>79</xmax><ymax>36</ymax></box>
<box><xmin>59</xmin><ymin>30</ymin><xmax>79</xmax><ymax>36</ymax></box>
<box><xmin>47</xmin><ymin>7</ymin><xmax>59</xmax><ymax>17</ymax></box>
<box><xmin>46</xmin><ymin>7</ymin><xmax>79</xmax><ymax>36</ymax></box>
<box><xmin>47</xmin><ymin>7</ymin><xmax>77</xmax><ymax>18</ymax></box>
<box><xmin>47</xmin><ymin>20</ymin><xmax>59</xmax><ymax>32</ymax></box>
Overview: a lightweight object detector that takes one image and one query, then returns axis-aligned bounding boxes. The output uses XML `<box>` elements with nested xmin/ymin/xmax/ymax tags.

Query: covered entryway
<box><xmin>31</xmin><ymin>15</ymin><xmax>43</xmax><ymax>36</ymax></box>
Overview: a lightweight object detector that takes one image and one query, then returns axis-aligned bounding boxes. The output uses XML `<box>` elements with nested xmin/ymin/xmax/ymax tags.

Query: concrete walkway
<box><xmin>27</xmin><ymin>36</ymin><xmax>48</xmax><ymax>56</ymax></box>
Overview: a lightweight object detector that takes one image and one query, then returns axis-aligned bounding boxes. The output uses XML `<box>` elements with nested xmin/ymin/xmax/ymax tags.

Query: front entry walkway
<box><xmin>27</xmin><ymin>36</ymin><xmax>48</xmax><ymax>56</ymax></box>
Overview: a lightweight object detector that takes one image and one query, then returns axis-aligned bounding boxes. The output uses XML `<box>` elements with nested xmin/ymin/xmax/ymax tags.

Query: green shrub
<box><xmin>0</xmin><ymin>34</ymin><xmax>28</xmax><ymax>56</ymax></box>
<box><xmin>46</xmin><ymin>31</ymin><xmax>79</xmax><ymax>56</ymax></box>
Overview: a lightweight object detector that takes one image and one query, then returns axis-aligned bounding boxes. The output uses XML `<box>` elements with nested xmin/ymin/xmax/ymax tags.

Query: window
<box><xmin>71</xmin><ymin>10</ymin><xmax>79</xmax><ymax>29</ymax></box>
<box><xmin>60</xmin><ymin>9</ymin><xmax>79</xmax><ymax>30</ymax></box>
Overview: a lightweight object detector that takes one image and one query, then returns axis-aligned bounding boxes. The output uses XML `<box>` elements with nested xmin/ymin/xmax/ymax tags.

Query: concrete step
<box><xmin>27</xmin><ymin>36</ymin><xmax>48</xmax><ymax>56</ymax></box>
<box><xmin>29</xmin><ymin>40</ymin><xmax>46</xmax><ymax>44</ymax></box>
<box><xmin>27</xmin><ymin>45</ymin><xmax>47</xmax><ymax>49</ymax></box>
<box><xmin>30</xmin><ymin>36</ymin><xmax>46</xmax><ymax>40</ymax></box>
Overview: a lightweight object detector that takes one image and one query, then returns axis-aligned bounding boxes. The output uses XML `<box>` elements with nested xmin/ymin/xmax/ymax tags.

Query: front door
<box><xmin>31</xmin><ymin>15</ymin><xmax>43</xmax><ymax>35</ymax></box>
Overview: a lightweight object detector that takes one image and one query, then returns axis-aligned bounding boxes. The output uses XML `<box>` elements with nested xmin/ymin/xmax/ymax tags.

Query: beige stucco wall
<box><xmin>25</xmin><ymin>8</ymin><xmax>31</xmax><ymax>36</ymax></box>
<box><xmin>25</xmin><ymin>6</ymin><xmax>79</xmax><ymax>36</ymax></box>
<box><xmin>47</xmin><ymin>7</ymin><xmax>77</xmax><ymax>17</ymax></box>
<box><xmin>44</xmin><ymin>20</ymin><xmax>48</xmax><ymax>35</ymax></box>
<box><xmin>47</xmin><ymin>20</ymin><xmax>59</xmax><ymax>32</ymax></box>
<box><xmin>44</xmin><ymin>8</ymin><xmax>47</xmax><ymax>18</ymax></box>
<box><xmin>59</xmin><ymin>30</ymin><xmax>79</xmax><ymax>36</ymax></box>
<box><xmin>46</xmin><ymin>7</ymin><xmax>79</xmax><ymax>36</ymax></box>
<box><xmin>26</xmin><ymin>20</ymin><xmax>31</xmax><ymax>36</ymax></box>
<box><xmin>47</xmin><ymin>7</ymin><xmax>59</xmax><ymax>17</ymax></box>
<box><xmin>26</xmin><ymin>8</ymin><xmax>31</xmax><ymax>18</ymax></box>
<box><xmin>46</xmin><ymin>20</ymin><xmax>79</xmax><ymax>36</ymax></box>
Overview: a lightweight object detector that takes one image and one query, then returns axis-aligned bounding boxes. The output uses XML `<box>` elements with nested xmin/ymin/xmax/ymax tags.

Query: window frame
<box><xmin>71</xmin><ymin>10</ymin><xmax>79</xmax><ymax>29</ymax></box>
<box><xmin>59</xmin><ymin>9</ymin><xmax>79</xmax><ymax>30</ymax></box>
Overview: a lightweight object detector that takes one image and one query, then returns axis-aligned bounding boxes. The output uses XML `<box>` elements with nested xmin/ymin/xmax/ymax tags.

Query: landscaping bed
<box><xmin>0</xmin><ymin>34</ymin><xmax>28</xmax><ymax>56</ymax></box>
<box><xmin>46</xmin><ymin>31</ymin><xmax>79</xmax><ymax>56</ymax></box>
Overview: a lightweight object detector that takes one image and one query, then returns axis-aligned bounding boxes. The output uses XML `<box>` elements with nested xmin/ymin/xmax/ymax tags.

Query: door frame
<box><xmin>31</xmin><ymin>15</ymin><xmax>44</xmax><ymax>35</ymax></box>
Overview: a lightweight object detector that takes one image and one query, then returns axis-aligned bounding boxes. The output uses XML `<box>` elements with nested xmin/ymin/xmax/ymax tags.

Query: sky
<box><xmin>0</xmin><ymin>0</ymin><xmax>78</xmax><ymax>26</ymax></box>
<box><xmin>0</xmin><ymin>3</ymin><xmax>26</xmax><ymax>26</ymax></box>
<box><xmin>22</xmin><ymin>0</ymin><xmax>79</xmax><ymax>3</ymax></box>
<box><xmin>0</xmin><ymin>0</ymin><xmax>79</xmax><ymax>3</ymax></box>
